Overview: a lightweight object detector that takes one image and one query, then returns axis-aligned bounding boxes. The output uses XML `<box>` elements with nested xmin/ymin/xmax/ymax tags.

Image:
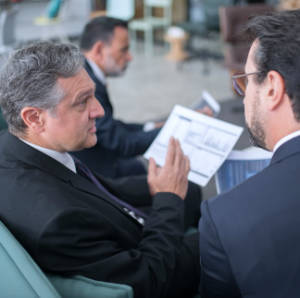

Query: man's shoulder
<box><xmin>201</xmin><ymin>162</ymin><xmax>281</xmax><ymax>232</ymax></box>
<box><xmin>207</xmin><ymin>165</ymin><xmax>272</xmax><ymax>208</ymax></box>
<box><xmin>202</xmin><ymin>152</ymin><xmax>300</xmax><ymax>235</ymax></box>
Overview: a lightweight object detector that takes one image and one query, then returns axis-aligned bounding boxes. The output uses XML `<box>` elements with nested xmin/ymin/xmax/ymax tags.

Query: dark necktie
<box><xmin>73</xmin><ymin>157</ymin><xmax>147</xmax><ymax>225</ymax></box>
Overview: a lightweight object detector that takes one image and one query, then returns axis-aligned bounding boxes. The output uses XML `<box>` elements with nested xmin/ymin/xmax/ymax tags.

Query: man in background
<box><xmin>199</xmin><ymin>9</ymin><xmax>300</xmax><ymax>297</ymax></box>
<box><xmin>73</xmin><ymin>17</ymin><xmax>161</xmax><ymax>178</ymax></box>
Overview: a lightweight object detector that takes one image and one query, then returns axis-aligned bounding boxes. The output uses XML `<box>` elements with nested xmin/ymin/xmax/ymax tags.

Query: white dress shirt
<box><xmin>20</xmin><ymin>139</ymin><xmax>76</xmax><ymax>173</ymax></box>
<box><xmin>273</xmin><ymin>130</ymin><xmax>300</xmax><ymax>153</ymax></box>
<box><xmin>86</xmin><ymin>59</ymin><xmax>107</xmax><ymax>85</ymax></box>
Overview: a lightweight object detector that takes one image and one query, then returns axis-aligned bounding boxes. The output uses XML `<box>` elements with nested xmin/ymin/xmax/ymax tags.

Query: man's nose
<box><xmin>90</xmin><ymin>96</ymin><xmax>105</xmax><ymax>119</ymax></box>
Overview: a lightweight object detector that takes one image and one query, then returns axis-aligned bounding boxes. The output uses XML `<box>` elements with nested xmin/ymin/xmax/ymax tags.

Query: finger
<box><xmin>184</xmin><ymin>155</ymin><xmax>190</xmax><ymax>175</ymax></box>
<box><xmin>174</xmin><ymin>139</ymin><xmax>184</xmax><ymax>169</ymax></box>
<box><xmin>165</xmin><ymin>137</ymin><xmax>176</xmax><ymax>167</ymax></box>
<box><xmin>202</xmin><ymin>106</ymin><xmax>214</xmax><ymax>117</ymax></box>
<box><xmin>148</xmin><ymin>157</ymin><xmax>157</xmax><ymax>178</ymax></box>
<box><xmin>155</xmin><ymin>121</ymin><xmax>165</xmax><ymax>128</ymax></box>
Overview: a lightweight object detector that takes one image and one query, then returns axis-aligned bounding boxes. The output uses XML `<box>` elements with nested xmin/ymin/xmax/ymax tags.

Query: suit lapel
<box><xmin>1</xmin><ymin>132</ymin><xmax>131</xmax><ymax>217</ymax></box>
<box><xmin>67</xmin><ymin>174</ymin><xmax>145</xmax><ymax>226</ymax></box>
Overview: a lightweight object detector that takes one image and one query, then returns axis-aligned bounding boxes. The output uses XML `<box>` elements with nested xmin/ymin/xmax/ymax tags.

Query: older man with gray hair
<box><xmin>0</xmin><ymin>41</ymin><xmax>200</xmax><ymax>298</ymax></box>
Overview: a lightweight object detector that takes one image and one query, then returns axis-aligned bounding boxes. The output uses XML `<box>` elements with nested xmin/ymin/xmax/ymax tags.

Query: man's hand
<box><xmin>154</xmin><ymin>121</ymin><xmax>165</xmax><ymax>128</ymax></box>
<box><xmin>147</xmin><ymin>137</ymin><xmax>190</xmax><ymax>200</ymax></box>
<box><xmin>196</xmin><ymin>106</ymin><xmax>214</xmax><ymax>117</ymax></box>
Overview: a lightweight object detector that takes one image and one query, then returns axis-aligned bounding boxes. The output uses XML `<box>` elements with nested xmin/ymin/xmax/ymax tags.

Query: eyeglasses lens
<box><xmin>233</xmin><ymin>76</ymin><xmax>246</xmax><ymax>97</ymax></box>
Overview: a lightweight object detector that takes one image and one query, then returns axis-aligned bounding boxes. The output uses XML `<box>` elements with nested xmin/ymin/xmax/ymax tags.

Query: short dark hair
<box><xmin>80</xmin><ymin>16</ymin><xmax>128</xmax><ymax>51</ymax></box>
<box><xmin>247</xmin><ymin>9</ymin><xmax>300</xmax><ymax>121</ymax></box>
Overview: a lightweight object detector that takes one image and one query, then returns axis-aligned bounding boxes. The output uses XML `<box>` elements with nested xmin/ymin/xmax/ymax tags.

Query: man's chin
<box><xmin>107</xmin><ymin>67</ymin><xmax>127</xmax><ymax>78</ymax></box>
<box><xmin>73</xmin><ymin>136</ymin><xmax>97</xmax><ymax>152</ymax></box>
<box><xmin>86</xmin><ymin>136</ymin><xmax>98</xmax><ymax>149</ymax></box>
<box><xmin>247</xmin><ymin>126</ymin><xmax>267</xmax><ymax>150</ymax></box>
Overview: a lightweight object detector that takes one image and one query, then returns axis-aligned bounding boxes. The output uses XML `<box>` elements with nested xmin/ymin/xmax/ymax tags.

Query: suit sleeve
<box><xmin>93</xmin><ymin>83</ymin><xmax>160</xmax><ymax>157</ymax></box>
<box><xmin>96</xmin><ymin>113</ymin><xmax>160</xmax><ymax>157</ymax></box>
<box><xmin>100</xmin><ymin>174</ymin><xmax>152</xmax><ymax>207</ymax></box>
<box><xmin>36</xmin><ymin>192</ymin><xmax>185</xmax><ymax>298</ymax></box>
<box><xmin>199</xmin><ymin>200</ymin><xmax>241</xmax><ymax>298</ymax></box>
<box><xmin>113</xmin><ymin>118</ymin><xmax>144</xmax><ymax>131</ymax></box>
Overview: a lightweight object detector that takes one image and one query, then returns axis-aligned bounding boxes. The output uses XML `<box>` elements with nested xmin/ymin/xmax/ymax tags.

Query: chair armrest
<box><xmin>47</xmin><ymin>274</ymin><xmax>134</xmax><ymax>298</ymax></box>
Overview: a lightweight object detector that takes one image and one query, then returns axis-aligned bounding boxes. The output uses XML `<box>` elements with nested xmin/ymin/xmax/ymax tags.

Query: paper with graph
<box><xmin>144</xmin><ymin>105</ymin><xmax>243</xmax><ymax>186</ymax></box>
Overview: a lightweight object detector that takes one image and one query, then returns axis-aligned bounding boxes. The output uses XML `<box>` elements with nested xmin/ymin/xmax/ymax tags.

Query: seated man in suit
<box><xmin>73</xmin><ymin>16</ymin><xmax>161</xmax><ymax>178</ymax></box>
<box><xmin>199</xmin><ymin>9</ymin><xmax>300</xmax><ymax>297</ymax></box>
<box><xmin>0</xmin><ymin>41</ymin><xmax>200</xmax><ymax>298</ymax></box>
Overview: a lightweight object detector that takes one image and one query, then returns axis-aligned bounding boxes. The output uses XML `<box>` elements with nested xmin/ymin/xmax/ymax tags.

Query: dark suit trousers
<box><xmin>164</xmin><ymin>232</ymin><xmax>200</xmax><ymax>298</ymax></box>
<box><xmin>164</xmin><ymin>183</ymin><xmax>201</xmax><ymax>297</ymax></box>
<box><xmin>139</xmin><ymin>182</ymin><xmax>201</xmax><ymax>297</ymax></box>
<box><xmin>137</xmin><ymin>182</ymin><xmax>201</xmax><ymax>297</ymax></box>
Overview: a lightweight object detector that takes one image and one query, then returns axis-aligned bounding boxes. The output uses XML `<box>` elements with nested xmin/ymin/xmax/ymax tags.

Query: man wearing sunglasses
<box><xmin>199</xmin><ymin>9</ymin><xmax>300</xmax><ymax>297</ymax></box>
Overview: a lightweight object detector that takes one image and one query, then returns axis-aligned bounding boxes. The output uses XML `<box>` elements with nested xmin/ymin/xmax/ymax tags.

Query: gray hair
<box><xmin>0</xmin><ymin>41</ymin><xmax>85</xmax><ymax>135</ymax></box>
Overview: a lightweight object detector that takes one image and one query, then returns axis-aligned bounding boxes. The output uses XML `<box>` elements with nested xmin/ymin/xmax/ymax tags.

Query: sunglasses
<box><xmin>232</xmin><ymin>71</ymin><xmax>261</xmax><ymax>97</ymax></box>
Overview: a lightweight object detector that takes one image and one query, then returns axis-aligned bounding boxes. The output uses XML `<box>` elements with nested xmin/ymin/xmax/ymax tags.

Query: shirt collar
<box><xmin>273</xmin><ymin>130</ymin><xmax>300</xmax><ymax>153</ymax></box>
<box><xmin>86</xmin><ymin>59</ymin><xmax>107</xmax><ymax>85</ymax></box>
<box><xmin>19</xmin><ymin>138</ymin><xmax>76</xmax><ymax>173</ymax></box>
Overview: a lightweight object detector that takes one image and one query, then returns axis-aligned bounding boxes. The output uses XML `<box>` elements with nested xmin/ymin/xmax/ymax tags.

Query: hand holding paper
<box><xmin>147</xmin><ymin>137</ymin><xmax>190</xmax><ymax>200</ymax></box>
<box><xmin>144</xmin><ymin>105</ymin><xmax>243</xmax><ymax>186</ymax></box>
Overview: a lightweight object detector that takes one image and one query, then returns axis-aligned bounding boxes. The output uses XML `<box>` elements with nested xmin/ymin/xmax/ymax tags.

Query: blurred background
<box><xmin>0</xmin><ymin>0</ymin><xmax>295</xmax><ymax>126</ymax></box>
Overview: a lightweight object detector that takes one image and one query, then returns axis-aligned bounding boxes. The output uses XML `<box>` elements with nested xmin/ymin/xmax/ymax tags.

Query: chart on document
<box><xmin>144</xmin><ymin>105</ymin><xmax>243</xmax><ymax>186</ymax></box>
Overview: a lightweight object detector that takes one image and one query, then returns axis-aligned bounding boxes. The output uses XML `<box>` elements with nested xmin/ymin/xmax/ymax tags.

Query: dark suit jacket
<box><xmin>199</xmin><ymin>136</ymin><xmax>300</xmax><ymax>298</ymax></box>
<box><xmin>73</xmin><ymin>61</ymin><xmax>160</xmax><ymax>178</ymax></box>
<box><xmin>0</xmin><ymin>131</ymin><xmax>186</xmax><ymax>298</ymax></box>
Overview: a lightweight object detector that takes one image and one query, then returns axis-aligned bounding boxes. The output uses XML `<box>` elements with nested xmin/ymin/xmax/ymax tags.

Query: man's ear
<box><xmin>20</xmin><ymin>107</ymin><xmax>45</xmax><ymax>132</ymax></box>
<box><xmin>92</xmin><ymin>41</ymin><xmax>106</xmax><ymax>60</ymax></box>
<box><xmin>264</xmin><ymin>70</ymin><xmax>286</xmax><ymax>111</ymax></box>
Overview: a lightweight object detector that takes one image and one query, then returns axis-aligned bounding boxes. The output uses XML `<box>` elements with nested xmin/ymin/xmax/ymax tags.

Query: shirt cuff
<box><xmin>143</xmin><ymin>121</ymin><xmax>156</xmax><ymax>132</ymax></box>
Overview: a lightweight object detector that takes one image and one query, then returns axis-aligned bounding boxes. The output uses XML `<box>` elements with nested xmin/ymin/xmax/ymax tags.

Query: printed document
<box><xmin>215</xmin><ymin>147</ymin><xmax>272</xmax><ymax>194</ymax></box>
<box><xmin>144</xmin><ymin>105</ymin><xmax>243</xmax><ymax>186</ymax></box>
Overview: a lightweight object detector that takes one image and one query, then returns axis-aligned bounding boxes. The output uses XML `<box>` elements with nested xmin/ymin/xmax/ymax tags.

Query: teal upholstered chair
<box><xmin>106</xmin><ymin>0</ymin><xmax>135</xmax><ymax>21</ymax></box>
<box><xmin>48</xmin><ymin>275</ymin><xmax>133</xmax><ymax>298</ymax></box>
<box><xmin>0</xmin><ymin>220</ymin><xmax>133</xmax><ymax>298</ymax></box>
<box><xmin>0</xmin><ymin>220</ymin><xmax>60</xmax><ymax>297</ymax></box>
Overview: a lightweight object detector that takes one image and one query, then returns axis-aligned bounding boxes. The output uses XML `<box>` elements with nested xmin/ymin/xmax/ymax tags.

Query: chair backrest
<box><xmin>219</xmin><ymin>4</ymin><xmax>274</xmax><ymax>43</ymax></box>
<box><xmin>144</xmin><ymin>0</ymin><xmax>173</xmax><ymax>24</ymax></box>
<box><xmin>219</xmin><ymin>4</ymin><xmax>274</xmax><ymax>72</ymax></box>
<box><xmin>48</xmin><ymin>274</ymin><xmax>134</xmax><ymax>298</ymax></box>
<box><xmin>0</xmin><ymin>219</ymin><xmax>134</xmax><ymax>298</ymax></box>
<box><xmin>145</xmin><ymin>0</ymin><xmax>172</xmax><ymax>7</ymax></box>
<box><xmin>107</xmin><ymin>0</ymin><xmax>135</xmax><ymax>21</ymax></box>
<box><xmin>201</xmin><ymin>0</ymin><xmax>233</xmax><ymax>31</ymax></box>
<box><xmin>0</xmin><ymin>220</ymin><xmax>61</xmax><ymax>297</ymax></box>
